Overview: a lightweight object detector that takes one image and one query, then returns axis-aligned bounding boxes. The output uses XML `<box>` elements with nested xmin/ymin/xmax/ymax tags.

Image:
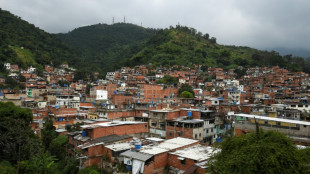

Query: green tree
<box><xmin>178</xmin><ymin>84</ymin><xmax>195</xmax><ymax>97</ymax></box>
<box><xmin>19</xmin><ymin>153</ymin><xmax>58</xmax><ymax>174</ymax></box>
<box><xmin>0</xmin><ymin>102</ymin><xmax>33</xmax><ymax>122</ymax></box>
<box><xmin>0</xmin><ymin>102</ymin><xmax>40</xmax><ymax>167</ymax></box>
<box><xmin>41</xmin><ymin>118</ymin><xmax>57</xmax><ymax>149</ymax></box>
<box><xmin>235</xmin><ymin>68</ymin><xmax>247</xmax><ymax>79</ymax></box>
<box><xmin>205</xmin><ymin>74</ymin><xmax>216</xmax><ymax>82</ymax></box>
<box><xmin>74</xmin><ymin>70</ymin><xmax>87</xmax><ymax>81</ymax></box>
<box><xmin>298</xmin><ymin>147</ymin><xmax>310</xmax><ymax>172</ymax></box>
<box><xmin>86</xmin><ymin>84</ymin><xmax>92</xmax><ymax>95</ymax></box>
<box><xmin>156</xmin><ymin>75</ymin><xmax>178</xmax><ymax>86</ymax></box>
<box><xmin>180</xmin><ymin>91</ymin><xmax>194</xmax><ymax>98</ymax></box>
<box><xmin>208</xmin><ymin>130</ymin><xmax>305</xmax><ymax>174</ymax></box>
<box><xmin>0</xmin><ymin>160</ymin><xmax>16</xmax><ymax>174</ymax></box>
<box><xmin>203</xmin><ymin>33</ymin><xmax>209</xmax><ymax>39</ymax></box>
<box><xmin>19</xmin><ymin>74</ymin><xmax>26</xmax><ymax>82</ymax></box>
<box><xmin>55</xmin><ymin>157</ymin><xmax>79</xmax><ymax>174</ymax></box>
<box><xmin>49</xmin><ymin>135</ymin><xmax>68</xmax><ymax>161</ymax></box>
<box><xmin>210</xmin><ymin>37</ymin><xmax>217</xmax><ymax>44</ymax></box>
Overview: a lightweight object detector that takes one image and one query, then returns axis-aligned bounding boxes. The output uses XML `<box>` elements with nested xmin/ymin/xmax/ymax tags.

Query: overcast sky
<box><xmin>1</xmin><ymin>0</ymin><xmax>310</xmax><ymax>50</ymax></box>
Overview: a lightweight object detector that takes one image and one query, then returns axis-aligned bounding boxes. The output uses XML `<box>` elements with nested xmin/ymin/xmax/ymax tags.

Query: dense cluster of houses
<box><xmin>2</xmin><ymin>63</ymin><xmax>310</xmax><ymax>173</ymax></box>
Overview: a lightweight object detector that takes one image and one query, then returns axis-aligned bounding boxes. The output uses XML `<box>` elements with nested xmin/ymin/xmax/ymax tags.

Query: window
<box><xmin>195</xmin><ymin>134</ymin><xmax>198</xmax><ymax>139</ymax></box>
<box><xmin>145</xmin><ymin>125</ymin><xmax>148</xmax><ymax>128</ymax></box>
<box><xmin>211</xmin><ymin>128</ymin><xmax>213</xmax><ymax>132</ymax></box>
<box><xmin>180</xmin><ymin>159</ymin><xmax>186</xmax><ymax>165</ymax></box>
<box><xmin>206</xmin><ymin>129</ymin><xmax>209</xmax><ymax>133</ymax></box>
<box><xmin>199</xmin><ymin>133</ymin><xmax>201</xmax><ymax>137</ymax></box>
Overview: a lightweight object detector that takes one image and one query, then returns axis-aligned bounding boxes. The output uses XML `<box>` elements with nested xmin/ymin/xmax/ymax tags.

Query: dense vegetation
<box><xmin>0</xmin><ymin>8</ymin><xmax>83</xmax><ymax>73</ymax></box>
<box><xmin>2</xmin><ymin>7</ymin><xmax>310</xmax><ymax>80</ymax></box>
<box><xmin>0</xmin><ymin>102</ymin><xmax>79</xmax><ymax>173</ymax></box>
<box><xmin>208</xmin><ymin>130</ymin><xmax>310</xmax><ymax>173</ymax></box>
<box><xmin>125</xmin><ymin>25</ymin><xmax>310</xmax><ymax>73</ymax></box>
<box><xmin>56</xmin><ymin>23</ymin><xmax>157</xmax><ymax>74</ymax></box>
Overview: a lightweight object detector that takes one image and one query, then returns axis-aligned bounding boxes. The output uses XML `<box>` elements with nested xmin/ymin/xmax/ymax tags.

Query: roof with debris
<box><xmin>169</xmin><ymin>144</ymin><xmax>220</xmax><ymax>161</ymax></box>
<box><xmin>140</xmin><ymin>137</ymin><xmax>198</xmax><ymax>155</ymax></box>
<box><xmin>78</xmin><ymin>134</ymin><xmax>132</xmax><ymax>149</ymax></box>
<box><xmin>105</xmin><ymin>142</ymin><xmax>134</xmax><ymax>152</ymax></box>
<box><xmin>80</xmin><ymin>121</ymin><xmax>147</xmax><ymax>129</ymax></box>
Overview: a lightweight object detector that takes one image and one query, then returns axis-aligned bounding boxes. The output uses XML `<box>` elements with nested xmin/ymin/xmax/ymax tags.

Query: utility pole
<box><xmin>112</xmin><ymin>17</ymin><xmax>114</xmax><ymax>24</ymax></box>
<box><xmin>124</xmin><ymin>16</ymin><xmax>126</xmax><ymax>23</ymax></box>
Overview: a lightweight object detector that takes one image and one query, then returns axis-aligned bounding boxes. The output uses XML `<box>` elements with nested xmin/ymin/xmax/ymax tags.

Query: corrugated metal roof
<box><xmin>120</xmin><ymin>150</ymin><xmax>153</xmax><ymax>161</ymax></box>
<box><xmin>105</xmin><ymin>142</ymin><xmax>133</xmax><ymax>152</ymax></box>
<box><xmin>78</xmin><ymin>134</ymin><xmax>131</xmax><ymax>149</ymax></box>
<box><xmin>179</xmin><ymin>119</ymin><xmax>204</xmax><ymax>123</ymax></box>
<box><xmin>80</xmin><ymin>121</ymin><xmax>147</xmax><ymax>129</ymax></box>
<box><xmin>169</xmin><ymin>145</ymin><xmax>219</xmax><ymax>161</ymax></box>
<box><xmin>234</xmin><ymin>113</ymin><xmax>310</xmax><ymax>126</ymax></box>
<box><xmin>140</xmin><ymin>137</ymin><xmax>198</xmax><ymax>155</ymax></box>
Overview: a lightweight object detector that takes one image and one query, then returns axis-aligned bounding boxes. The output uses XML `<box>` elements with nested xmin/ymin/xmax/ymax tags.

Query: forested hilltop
<box><xmin>0</xmin><ymin>8</ymin><xmax>83</xmax><ymax>73</ymax></box>
<box><xmin>58</xmin><ymin>23</ymin><xmax>310</xmax><ymax>74</ymax></box>
<box><xmin>56</xmin><ymin>23</ymin><xmax>157</xmax><ymax>73</ymax></box>
<box><xmin>124</xmin><ymin>25</ymin><xmax>310</xmax><ymax>73</ymax></box>
<box><xmin>1</xmin><ymin>7</ymin><xmax>310</xmax><ymax>77</ymax></box>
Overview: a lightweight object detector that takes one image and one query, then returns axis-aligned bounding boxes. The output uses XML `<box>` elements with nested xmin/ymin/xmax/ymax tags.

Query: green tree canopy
<box><xmin>180</xmin><ymin>91</ymin><xmax>194</xmax><ymax>98</ymax></box>
<box><xmin>49</xmin><ymin>135</ymin><xmax>68</xmax><ymax>161</ymax></box>
<box><xmin>41</xmin><ymin>118</ymin><xmax>57</xmax><ymax>149</ymax></box>
<box><xmin>156</xmin><ymin>75</ymin><xmax>178</xmax><ymax>86</ymax></box>
<box><xmin>0</xmin><ymin>160</ymin><xmax>16</xmax><ymax>174</ymax></box>
<box><xmin>0</xmin><ymin>102</ymin><xmax>40</xmax><ymax>165</ymax></box>
<box><xmin>208</xmin><ymin>130</ymin><xmax>307</xmax><ymax>174</ymax></box>
<box><xmin>178</xmin><ymin>84</ymin><xmax>195</xmax><ymax>97</ymax></box>
<box><xmin>19</xmin><ymin>153</ymin><xmax>57</xmax><ymax>174</ymax></box>
<box><xmin>0</xmin><ymin>102</ymin><xmax>32</xmax><ymax>122</ymax></box>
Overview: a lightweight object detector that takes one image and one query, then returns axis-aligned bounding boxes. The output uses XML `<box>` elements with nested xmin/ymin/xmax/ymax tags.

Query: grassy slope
<box><xmin>0</xmin><ymin>8</ymin><xmax>81</xmax><ymax>72</ymax></box>
<box><xmin>11</xmin><ymin>46</ymin><xmax>37</xmax><ymax>68</ymax></box>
